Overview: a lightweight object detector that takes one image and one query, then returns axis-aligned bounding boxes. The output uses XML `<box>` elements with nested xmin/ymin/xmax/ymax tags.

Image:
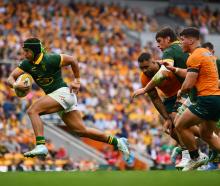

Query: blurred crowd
<box><xmin>0</xmin><ymin>0</ymin><xmax>177</xmax><ymax>171</ymax></box>
<box><xmin>166</xmin><ymin>5</ymin><xmax>220</xmax><ymax>34</ymax></box>
<box><xmin>0</xmin><ymin>0</ymin><xmax>158</xmax><ymax>60</ymax></box>
<box><xmin>0</xmin><ymin>90</ymin><xmax>98</xmax><ymax>172</ymax></box>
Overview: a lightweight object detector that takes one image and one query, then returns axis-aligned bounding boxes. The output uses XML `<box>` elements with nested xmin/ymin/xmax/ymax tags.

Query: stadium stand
<box><xmin>166</xmin><ymin>5</ymin><xmax>220</xmax><ymax>34</ymax></box>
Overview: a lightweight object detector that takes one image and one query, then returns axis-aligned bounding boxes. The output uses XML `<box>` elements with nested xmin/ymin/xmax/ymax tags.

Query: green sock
<box><xmin>36</xmin><ymin>136</ymin><xmax>45</xmax><ymax>145</ymax></box>
<box><xmin>107</xmin><ymin>136</ymin><xmax>118</xmax><ymax>147</ymax></box>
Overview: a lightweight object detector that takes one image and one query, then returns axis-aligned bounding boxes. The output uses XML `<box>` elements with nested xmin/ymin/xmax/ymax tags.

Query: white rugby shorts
<box><xmin>48</xmin><ymin>87</ymin><xmax>78</xmax><ymax>114</ymax></box>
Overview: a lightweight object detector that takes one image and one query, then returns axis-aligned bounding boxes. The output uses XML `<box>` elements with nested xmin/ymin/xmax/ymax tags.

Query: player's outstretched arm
<box><xmin>148</xmin><ymin>89</ymin><xmax>173</xmax><ymax>133</ymax></box>
<box><xmin>60</xmin><ymin>54</ymin><xmax>80</xmax><ymax>94</ymax></box>
<box><xmin>7</xmin><ymin>67</ymin><xmax>25</xmax><ymax>88</ymax></box>
<box><xmin>148</xmin><ymin>89</ymin><xmax>170</xmax><ymax>120</ymax></box>
<box><xmin>131</xmin><ymin>80</ymin><xmax>157</xmax><ymax>99</ymax></box>
<box><xmin>132</xmin><ymin>66</ymin><xmax>168</xmax><ymax>99</ymax></box>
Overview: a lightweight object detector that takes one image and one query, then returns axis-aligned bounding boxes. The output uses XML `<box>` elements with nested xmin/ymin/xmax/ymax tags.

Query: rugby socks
<box><xmin>189</xmin><ymin>149</ymin><xmax>199</xmax><ymax>160</ymax></box>
<box><xmin>36</xmin><ymin>136</ymin><xmax>46</xmax><ymax>145</ymax></box>
<box><xmin>107</xmin><ymin>135</ymin><xmax>118</xmax><ymax>147</ymax></box>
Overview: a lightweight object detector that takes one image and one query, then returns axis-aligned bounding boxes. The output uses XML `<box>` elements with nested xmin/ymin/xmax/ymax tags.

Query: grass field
<box><xmin>1</xmin><ymin>171</ymin><xmax>220</xmax><ymax>186</ymax></box>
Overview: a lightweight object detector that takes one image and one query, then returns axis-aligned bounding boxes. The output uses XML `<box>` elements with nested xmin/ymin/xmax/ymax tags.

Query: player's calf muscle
<box><xmin>72</xmin><ymin>127</ymin><xmax>88</xmax><ymax>136</ymax></box>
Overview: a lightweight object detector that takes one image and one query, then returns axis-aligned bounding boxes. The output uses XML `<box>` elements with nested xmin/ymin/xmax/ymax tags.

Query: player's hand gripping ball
<box><xmin>14</xmin><ymin>73</ymin><xmax>32</xmax><ymax>97</ymax></box>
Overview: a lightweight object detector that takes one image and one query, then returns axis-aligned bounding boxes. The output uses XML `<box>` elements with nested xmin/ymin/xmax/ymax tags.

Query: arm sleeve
<box><xmin>152</xmin><ymin>65</ymin><xmax>169</xmax><ymax>84</ymax></box>
<box><xmin>187</xmin><ymin>55</ymin><xmax>201</xmax><ymax>71</ymax></box>
<box><xmin>49</xmin><ymin>54</ymin><xmax>62</xmax><ymax>70</ymax></box>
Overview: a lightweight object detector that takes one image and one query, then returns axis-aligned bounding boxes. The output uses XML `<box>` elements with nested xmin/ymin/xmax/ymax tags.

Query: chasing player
<box><xmin>131</xmin><ymin>52</ymin><xmax>200</xmax><ymax>168</ymax></box>
<box><xmin>155</xmin><ymin>27</ymin><xmax>192</xmax><ymax>167</ymax></box>
<box><xmin>174</xmin><ymin>28</ymin><xmax>220</xmax><ymax>171</ymax></box>
<box><xmin>155</xmin><ymin>27</ymin><xmax>188</xmax><ymax>69</ymax></box>
<box><xmin>202</xmin><ymin>42</ymin><xmax>220</xmax><ymax>88</ymax></box>
<box><xmin>172</xmin><ymin>41</ymin><xmax>220</xmax><ymax>170</ymax></box>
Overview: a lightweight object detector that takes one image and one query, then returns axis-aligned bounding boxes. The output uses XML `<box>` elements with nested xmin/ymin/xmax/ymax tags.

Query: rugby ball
<box><xmin>14</xmin><ymin>73</ymin><xmax>32</xmax><ymax>97</ymax></box>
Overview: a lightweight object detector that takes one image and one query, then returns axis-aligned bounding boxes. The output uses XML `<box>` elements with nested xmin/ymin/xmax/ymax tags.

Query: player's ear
<box><xmin>166</xmin><ymin>36</ymin><xmax>171</xmax><ymax>43</ymax></box>
<box><xmin>187</xmin><ymin>38</ymin><xmax>193</xmax><ymax>45</ymax></box>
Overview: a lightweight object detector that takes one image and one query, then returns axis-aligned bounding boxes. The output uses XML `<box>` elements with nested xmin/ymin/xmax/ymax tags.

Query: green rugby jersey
<box><xmin>162</xmin><ymin>41</ymin><xmax>197</xmax><ymax>101</ymax></box>
<box><xmin>162</xmin><ymin>41</ymin><xmax>189</xmax><ymax>69</ymax></box>
<box><xmin>216</xmin><ymin>58</ymin><xmax>220</xmax><ymax>79</ymax></box>
<box><xmin>18</xmin><ymin>53</ymin><xmax>67</xmax><ymax>94</ymax></box>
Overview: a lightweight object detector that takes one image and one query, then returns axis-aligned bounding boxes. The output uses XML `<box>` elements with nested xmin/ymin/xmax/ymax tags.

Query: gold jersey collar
<box><xmin>171</xmin><ymin>40</ymin><xmax>181</xmax><ymax>45</ymax></box>
<box><xmin>34</xmin><ymin>53</ymin><xmax>43</xmax><ymax>65</ymax></box>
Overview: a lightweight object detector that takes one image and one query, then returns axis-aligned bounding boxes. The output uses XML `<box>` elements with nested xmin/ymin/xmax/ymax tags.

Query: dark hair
<box><xmin>155</xmin><ymin>27</ymin><xmax>177</xmax><ymax>42</ymax></box>
<box><xmin>201</xmin><ymin>42</ymin><xmax>214</xmax><ymax>50</ymax></box>
<box><xmin>138</xmin><ymin>53</ymin><xmax>151</xmax><ymax>63</ymax></box>
<box><xmin>180</xmin><ymin>27</ymin><xmax>200</xmax><ymax>39</ymax></box>
<box><xmin>24</xmin><ymin>37</ymin><xmax>41</xmax><ymax>43</ymax></box>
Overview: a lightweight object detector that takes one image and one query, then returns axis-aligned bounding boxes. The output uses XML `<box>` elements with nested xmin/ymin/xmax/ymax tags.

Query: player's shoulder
<box><xmin>163</xmin><ymin>43</ymin><xmax>181</xmax><ymax>60</ymax></box>
<box><xmin>140</xmin><ymin>72</ymin><xmax>151</xmax><ymax>86</ymax></box>
<box><xmin>141</xmin><ymin>72</ymin><xmax>150</xmax><ymax>80</ymax></box>
<box><xmin>44</xmin><ymin>53</ymin><xmax>61</xmax><ymax>59</ymax></box>
<box><xmin>18</xmin><ymin>59</ymin><xmax>31</xmax><ymax>68</ymax></box>
<box><xmin>43</xmin><ymin>53</ymin><xmax>62</xmax><ymax>64</ymax></box>
<box><xmin>164</xmin><ymin>41</ymin><xmax>181</xmax><ymax>53</ymax></box>
<box><xmin>191</xmin><ymin>48</ymin><xmax>212</xmax><ymax>58</ymax></box>
<box><xmin>19</xmin><ymin>59</ymin><xmax>29</xmax><ymax>65</ymax></box>
<box><xmin>18</xmin><ymin>59</ymin><xmax>32</xmax><ymax>72</ymax></box>
<box><xmin>193</xmin><ymin>47</ymin><xmax>209</xmax><ymax>54</ymax></box>
<box><xmin>163</xmin><ymin>46</ymin><xmax>173</xmax><ymax>55</ymax></box>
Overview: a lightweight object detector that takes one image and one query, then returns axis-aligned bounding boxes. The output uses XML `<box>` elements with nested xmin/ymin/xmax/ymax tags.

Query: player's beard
<box><xmin>144</xmin><ymin>71</ymin><xmax>155</xmax><ymax>78</ymax></box>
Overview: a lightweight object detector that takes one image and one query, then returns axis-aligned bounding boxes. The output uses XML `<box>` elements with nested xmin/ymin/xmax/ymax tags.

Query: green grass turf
<box><xmin>0</xmin><ymin>170</ymin><xmax>220</xmax><ymax>186</ymax></box>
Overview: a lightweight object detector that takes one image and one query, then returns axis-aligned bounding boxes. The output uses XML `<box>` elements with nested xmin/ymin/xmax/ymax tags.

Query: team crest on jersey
<box><xmin>36</xmin><ymin>77</ymin><xmax>54</xmax><ymax>86</ymax></box>
<box><xmin>31</xmin><ymin>67</ymin><xmax>37</xmax><ymax>71</ymax></box>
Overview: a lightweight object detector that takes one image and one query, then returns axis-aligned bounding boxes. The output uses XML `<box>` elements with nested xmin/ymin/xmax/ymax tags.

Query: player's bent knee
<box><xmin>175</xmin><ymin>118</ymin><xmax>190</xmax><ymax>132</ymax></box>
<box><xmin>200</xmin><ymin>132</ymin><xmax>212</xmax><ymax>142</ymax></box>
<box><xmin>27</xmin><ymin>107</ymin><xmax>40</xmax><ymax>115</ymax></box>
